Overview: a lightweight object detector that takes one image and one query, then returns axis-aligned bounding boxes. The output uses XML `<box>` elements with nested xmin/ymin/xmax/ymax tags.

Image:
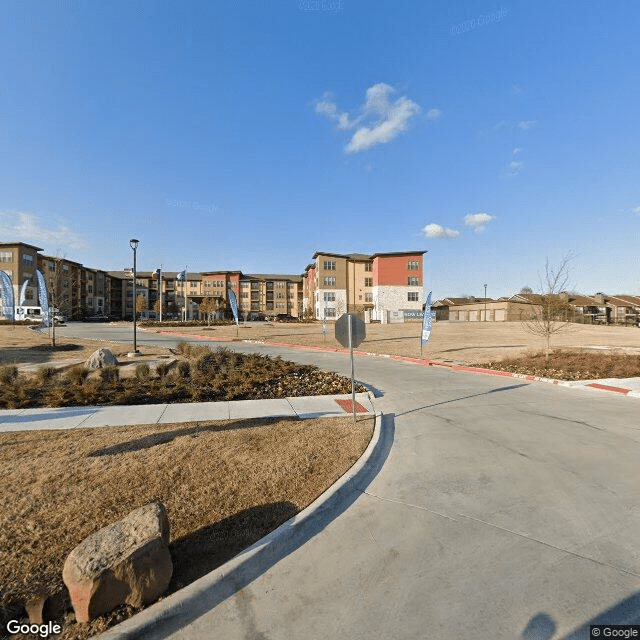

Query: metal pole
<box><xmin>159</xmin><ymin>266</ymin><xmax>163</xmax><ymax>322</ymax></box>
<box><xmin>484</xmin><ymin>283</ymin><xmax>487</xmax><ymax>321</ymax></box>
<box><xmin>132</xmin><ymin>247</ymin><xmax>137</xmax><ymax>353</ymax></box>
<box><xmin>348</xmin><ymin>314</ymin><xmax>356</xmax><ymax>424</ymax></box>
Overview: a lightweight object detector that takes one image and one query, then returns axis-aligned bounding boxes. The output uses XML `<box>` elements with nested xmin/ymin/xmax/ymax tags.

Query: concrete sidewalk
<box><xmin>0</xmin><ymin>393</ymin><xmax>375</xmax><ymax>432</ymax></box>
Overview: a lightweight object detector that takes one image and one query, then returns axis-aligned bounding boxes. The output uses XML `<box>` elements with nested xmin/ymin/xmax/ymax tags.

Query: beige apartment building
<box><xmin>304</xmin><ymin>251</ymin><xmax>426</xmax><ymax>323</ymax></box>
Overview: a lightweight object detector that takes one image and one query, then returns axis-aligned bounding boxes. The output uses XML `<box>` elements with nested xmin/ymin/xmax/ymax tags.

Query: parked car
<box><xmin>84</xmin><ymin>314</ymin><xmax>109</xmax><ymax>322</ymax></box>
<box><xmin>52</xmin><ymin>314</ymin><xmax>66</xmax><ymax>324</ymax></box>
<box><xmin>275</xmin><ymin>313</ymin><xmax>296</xmax><ymax>322</ymax></box>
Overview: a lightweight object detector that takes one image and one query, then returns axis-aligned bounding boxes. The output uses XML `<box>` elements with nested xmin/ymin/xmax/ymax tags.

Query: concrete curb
<box><xmin>155</xmin><ymin>329</ymin><xmax>640</xmax><ymax>400</ymax></box>
<box><xmin>93</xmin><ymin>409</ymin><xmax>389</xmax><ymax>640</ymax></box>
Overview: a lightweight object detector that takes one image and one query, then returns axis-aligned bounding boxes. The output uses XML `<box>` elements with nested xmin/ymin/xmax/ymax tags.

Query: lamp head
<box><xmin>130</xmin><ymin>238</ymin><xmax>139</xmax><ymax>250</ymax></box>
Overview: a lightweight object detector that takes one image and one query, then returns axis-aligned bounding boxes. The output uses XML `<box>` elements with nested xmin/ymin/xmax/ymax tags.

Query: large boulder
<box><xmin>85</xmin><ymin>348</ymin><xmax>119</xmax><ymax>369</ymax></box>
<box><xmin>62</xmin><ymin>502</ymin><xmax>172</xmax><ymax>623</ymax></box>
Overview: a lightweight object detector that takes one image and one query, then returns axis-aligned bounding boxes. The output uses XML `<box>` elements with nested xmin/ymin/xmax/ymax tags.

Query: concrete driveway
<box><xmin>56</xmin><ymin>325</ymin><xmax>640</xmax><ymax>639</ymax></box>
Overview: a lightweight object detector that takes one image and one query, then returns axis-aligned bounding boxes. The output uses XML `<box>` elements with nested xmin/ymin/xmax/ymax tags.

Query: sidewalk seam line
<box><xmin>456</xmin><ymin>512</ymin><xmax>640</xmax><ymax>578</ymax></box>
<box><xmin>362</xmin><ymin>491</ymin><xmax>458</xmax><ymax>521</ymax></box>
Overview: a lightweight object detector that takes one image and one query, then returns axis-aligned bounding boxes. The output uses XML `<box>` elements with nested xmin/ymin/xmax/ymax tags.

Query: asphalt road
<box><xmin>59</xmin><ymin>323</ymin><xmax>640</xmax><ymax>639</ymax></box>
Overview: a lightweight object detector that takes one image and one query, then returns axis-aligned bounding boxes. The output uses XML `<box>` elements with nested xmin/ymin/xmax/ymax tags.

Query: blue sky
<box><xmin>1</xmin><ymin>0</ymin><xmax>639</xmax><ymax>299</ymax></box>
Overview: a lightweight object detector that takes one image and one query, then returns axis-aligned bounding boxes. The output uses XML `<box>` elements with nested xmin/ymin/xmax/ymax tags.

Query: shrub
<box><xmin>0</xmin><ymin>365</ymin><xmax>19</xmax><ymax>385</ymax></box>
<box><xmin>176</xmin><ymin>360</ymin><xmax>191</xmax><ymax>379</ymax></box>
<box><xmin>37</xmin><ymin>366</ymin><xmax>58</xmax><ymax>383</ymax></box>
<box><xmin>194</xmin><ymin>351</ymin><xmax>217</xmax><ymax>377</ymax></box>
<box><xmin>100</xmin><ymin>365</ymin><xmax>120</xmax><ymax>383</ymax></box>
<box><xmin>176</xmin><ymin>341</ymin><xmax>191</xmax><ymax>356</ymax></box>
<box><xmin>135</xmin><ymin>362</ymin><xmax>151</xmax><ymax>381</ymax></box>
<box><xmin>156</xmin><ymin>362</ymin><xmax>171</xmax><ymax>379</ymax></box>
<box><xmin>66</xmin><ymin>366</ymin><xmax>89</xmax><ymax>386</ymax></box>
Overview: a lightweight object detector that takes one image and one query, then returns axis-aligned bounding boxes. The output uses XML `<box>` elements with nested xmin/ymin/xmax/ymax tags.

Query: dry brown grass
<box><xmin>156</xmin><ymin>320</ymin><xmax>640</xmax><ymax>365</ymax></box>
<box><xmin>0</xmin><ymin>325</ymin><xmax>172</xmax><ymax>369</ymax></box>
<box><xmin>0</xmin><ymin>415</ymin><xmax>374</xmax><ymax>639</ymax></box>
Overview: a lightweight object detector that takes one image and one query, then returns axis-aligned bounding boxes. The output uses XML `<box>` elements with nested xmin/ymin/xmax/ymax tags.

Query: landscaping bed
<box><xmin>0</xmin><ymin>343</ymin><xmax>366</xmax><ymax>410</ymax></box>
<box><xmin>472</xmin><ymin>349</ymin><xmax>640</xmax><ymax>380</ymax></box>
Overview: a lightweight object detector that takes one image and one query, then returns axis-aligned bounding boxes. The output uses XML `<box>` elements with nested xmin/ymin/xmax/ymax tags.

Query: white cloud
<box><xmin>426</xmin><ymin>108</ymin><xmax>442</xmax><ymax>121</ymax></box>
<box><xmin>464</xmin><ymin>212</ymin><xmax>494</xmax><ymax>233</ymax></box>
<box><xmin>422</xmin><ymin>223</ymin><xmax>460</xmax><ymax>239</ymax></box>
<box><xmin>633</xmin><ymin>206</ymin><xmax>640</xmax><ymax>215</ymax></box>
<box><xmin>493</xmin><ymin>120</ymin><xmax>511</xmax><ymax>131</ymax></box>
<box><xmin>509</xmin><ymin>160</ymin><xmax>523</xmax><ymax>174</ymax></box>
<box><xmin>517</xmin><ymin>120</ymin><xmax>537</xmax><ymax>130</ymax></box>
<box><xmin>315</xmin><ymin>93</ymin><xmax>353</xmax><ymax>131</ymax></box>
<box><xmin>0</xmin><ymin>211</ymin><xmax>88</xmax><ymax>251</ymax></box>
<box><xmin>511</xmin><ymin>84</ymin><xmax>524</xmax><ymax>94</ymax></box>
<box><xmin>316</xmin><ymin>83</ymin><xmax>421</xmax><ymax>154</ymax></box>
<box><xmin>512</xmin><ymin>146</ymin><xmax>523</xmax><ymax>156</ymax></box>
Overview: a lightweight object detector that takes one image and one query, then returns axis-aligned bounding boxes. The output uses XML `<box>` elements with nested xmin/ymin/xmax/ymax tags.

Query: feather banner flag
<box><xmin>421</xmin><ymin>291</ymin><xmax>433</xmax><ymax>345</ymax></box>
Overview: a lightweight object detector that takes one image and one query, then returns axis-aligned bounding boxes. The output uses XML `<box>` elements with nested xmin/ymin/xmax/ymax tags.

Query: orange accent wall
<box><xmin>374</xmin><ymin>255</ymin><xmax>422</xmax><ymax>286</ymax></box>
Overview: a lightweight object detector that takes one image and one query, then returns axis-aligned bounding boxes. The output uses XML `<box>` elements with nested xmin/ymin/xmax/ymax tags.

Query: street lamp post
<box><xmin>130</xmin><ymin>239</ymin><xmax>140</xmax><ymax>353</ymax></box>
<box><xmin>484</xmin><ymin>283</ymin><xmax>487</xmax><ymax>321</ymax></box>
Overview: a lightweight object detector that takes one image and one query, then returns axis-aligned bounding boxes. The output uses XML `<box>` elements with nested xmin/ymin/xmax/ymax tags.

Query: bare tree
<box><xmin>44</xmin><ymin>256</ymin><xmax>74</xmax><ymax>347</ymax></box>
<box><xmin>522</xmin><ymin>253</ymin><xmax>575</xmax><ymax>360</ymax></box>
<box><xmin>135</xmin><ymin>294</ymin><xmax>147</xmax><ymax>319</ymax></box>
<box><xmin>199</xmin><ymin>297</ymin><xmax>217</xmax><ymax>325</ymax></box>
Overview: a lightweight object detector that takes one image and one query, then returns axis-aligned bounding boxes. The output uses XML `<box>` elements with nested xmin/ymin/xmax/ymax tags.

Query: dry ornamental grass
<box><xmin>0</xmin><ymin>345</ymin><xmax>366</xmax><ymax>410</ymax></box>
<box><xmin>474</xmin><ymin>349</ymin><xmax>640</xmax><ymax>380</ymax></box>
<box><xmin>0</xmin><ymin>416</ymin><xmax>374</xmax><ymax>639</ymax></box>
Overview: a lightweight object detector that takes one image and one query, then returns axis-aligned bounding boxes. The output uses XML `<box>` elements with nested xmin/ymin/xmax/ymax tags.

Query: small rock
<box><xmin>85</xmin><ymin>348</ymin><xmax>119</xmax><ymax>370</ymax></box>
<box><xmin>62</xmin><ymin>502</ymin><xmax>172</xmax><ymax>623</ymax></box>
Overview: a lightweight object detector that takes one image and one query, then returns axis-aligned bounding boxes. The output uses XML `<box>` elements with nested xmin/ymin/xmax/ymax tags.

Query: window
<box><xmin>0</xmin><ymin>251</ymin><xmax>12</xmax><ymax>263</ymax></box>
<box><xmin>324</xmin><ymin>292</ymin><xmax>335</xmax><ymax>302</ymax></box>
<box><xmin>323</xmin><ymin>276</ymin><xmax>335</xmax><ymax>286</ymax></box>
<box><xmin>408</xmin><ymin>260</ymin><xmax>420</xmax><ymax>270</ymax></box>
<box><xmin>408</xmin><ymin>276</ymin><xmax>419</xmax><ymax>286</ymax></box>
<box><xmin>408</xmin><ymin>292</ymin><xmax>419</xmax><ymax>301</ymax></box>
<box><xmin>323</xmin><ymin>260</ymin><xmax>336</xmax><ymax>270</ymax></box>
<box><xmin>365</xmin><ymin>293</ymin><xmax>373</xmax><ymax>303</ymax></box>
<box><xmin>364</xmin><ymin>262</ymin><xmax>373</xmax><ymax>272</ymax></box>
<box><xmin>364</xmin><ymin>277</ymin><xmax>373</xmax><ymax>287</ymax></box>
<box><xmin>21</xmin><ymin>253</ymin><xmax>34</xmax><ymax>265</ymax></box>
<box><xmin>325</xmin><ymin>308</ymin><xmax>336</xmax><ymax>317</ymax></box>
<box><xmin>62</xmin><ymin>264</ymin><xmax>70</xmax><ymax>273</ymax></box>
<box><xmin>241</xmin><ymin>292</ymin><xmax>249</xmax><ymax>299</ymax></box>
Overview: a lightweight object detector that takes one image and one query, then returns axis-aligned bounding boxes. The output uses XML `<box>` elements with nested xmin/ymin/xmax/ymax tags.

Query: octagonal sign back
<box><xmin>335</xmin><ymin>314</ymin><xmax>366</xmax><ymax>349</ymax></box>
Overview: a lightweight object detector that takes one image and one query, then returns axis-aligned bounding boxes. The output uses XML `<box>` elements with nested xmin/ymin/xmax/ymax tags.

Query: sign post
<box><xmin>335</xmin><ymin>313</ymin><xmax>366</xmax><ymax>424</ymax></box>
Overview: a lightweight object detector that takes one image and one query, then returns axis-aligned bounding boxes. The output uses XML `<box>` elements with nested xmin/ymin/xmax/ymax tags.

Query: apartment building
<box><xmin>305</xmin><ymin>251</ymin><xmax>426</xmax><ymax>323</ymax></box>
<box><xmin>240</xmin><ymin>274</ymin><xmax>303</xmax><ymax>319</ymax></box>
<box><xmin>1</xmin><ymin>241</ymin><xmax>422</xmax><ymax>322</ymax></box>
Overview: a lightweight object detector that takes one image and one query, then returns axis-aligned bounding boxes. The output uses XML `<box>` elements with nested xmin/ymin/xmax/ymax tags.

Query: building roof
<box><xmin>244</xmin><ymin>273</ymin><xmax>303</xmax><ymax>281</ymax></box>
<box><xmin>607</xmin><ymin>294</ymin><xmax>640</xmax><ymax>306</ymax></box>
<box><xmin>311</xmin><ymin>250</ymin><xmax>427</xmax><ymax>261</ymax></box>
<box><xmin>0</xmin><ymin>241</ymin><xmax>44</xmax><ymax>252</ymax></box>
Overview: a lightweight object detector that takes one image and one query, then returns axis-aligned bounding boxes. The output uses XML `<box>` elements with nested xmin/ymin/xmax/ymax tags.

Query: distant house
<box><xmin>605</xmin><ymin>295</ymin><xmax>640</xmax><ymax>325</ymax></box>
<box><xmin>434</xmin><ymin>295</ymin><xmax>539</xmax><ymax>322</ymax></box>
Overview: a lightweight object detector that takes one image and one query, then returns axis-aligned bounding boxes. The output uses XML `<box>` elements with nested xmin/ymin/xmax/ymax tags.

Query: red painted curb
<box><xmin>154</xmin><ymin>330</ymin><xmax>636</xmax><ymax>398</ymax></box>
<box><xmin>335</xmin><ymin>399</ymin><xmax>368</xmax><ymax>413</ymax></box>
<box><xmin>586</xmin><ymin>383</ymin><xmax>630</xmax><ymax>395</ymax></box>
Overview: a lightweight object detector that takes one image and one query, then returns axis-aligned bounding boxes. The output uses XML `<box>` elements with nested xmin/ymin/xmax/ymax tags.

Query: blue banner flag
<box><xmin>227</xmin><ymin>285</ymin><xmax>239</xmax><ymax>326</ymax></box>
<box><xmin>176</xmin><ymin>270</ymin><xmax>186</xmax><ymax>282</ymax></box>
<box><xmin>421</xmin><ymin>291</ymin><xmax>432</xmax><ymax>345</ymax></box>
